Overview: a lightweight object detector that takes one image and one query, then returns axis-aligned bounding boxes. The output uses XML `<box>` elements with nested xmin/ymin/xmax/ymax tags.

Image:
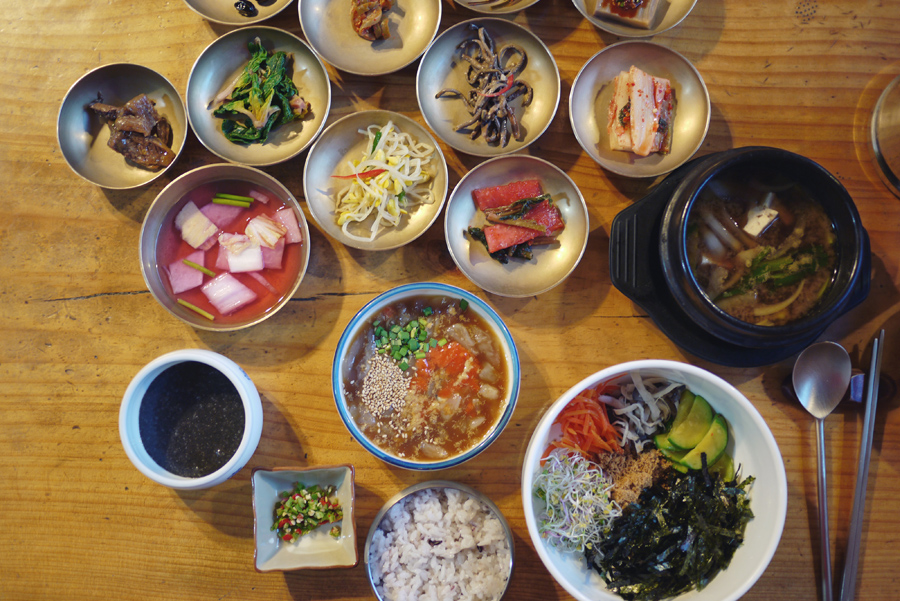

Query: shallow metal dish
<box><xmin>299</xmin><ymin>0</ymin><xmax>441</xmax><ymax>76</ymax></box>
<box><xmin>186</xmin><ymin>27</ymin><xmax>331</xmax><ymax>167</ymax></box>
<box><xmin>445</xmin><ymin>155</ymin><xmax>590</xmax><ymax>297</ymax></box>
<box><xmin>417</xmin><ymin>18</ymin><xmax>560</xmax><ymax>157</ymax></box>
<box><xmin>303</xmin><ymin>110</ymin><xmax>448</xmax><ymax>251</ymax></box>
<box><xmin>57</xmin><ymin>63</ymin><xmax>186</xmax><ymax>189</ymax></box>
<box><xmin>455</xmin><ymin>0</ymin><xmax>542</xmax><ymax>14</ymax></box>
<box><xmin>569</xmin><ymin>41</ymin><xmax>709</xmax><ymax>178</ymax></box>
<box><xmin>572</xmin><ymin>0</ymin><xmax>698</xmax><ymax>37</ymax></box>
<box><xmin>182</xmin><ymin>0</ymin><xmax>293</xmax><ymax>25</ymax></box>
<box><xmin>365</xmin><ymin>481</ymin><xmax>515</xmax><ymax>599</ymax></box>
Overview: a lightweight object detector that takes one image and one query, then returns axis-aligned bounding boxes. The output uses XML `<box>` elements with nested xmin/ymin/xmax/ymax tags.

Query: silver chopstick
<box><xmin>838</xmin><ymin>329</ymin><xmax>885</xmax><ymax>601</ymax></box>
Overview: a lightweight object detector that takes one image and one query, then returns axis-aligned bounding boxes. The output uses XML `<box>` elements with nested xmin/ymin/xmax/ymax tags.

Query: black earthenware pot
<box><xmin>610</xmin><ymin>147</ymin><xmax>870</xmax><ymax>367</ymax></box>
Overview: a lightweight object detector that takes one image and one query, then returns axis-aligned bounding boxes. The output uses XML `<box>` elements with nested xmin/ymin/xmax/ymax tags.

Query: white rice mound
<box><xmin>369</xmin><ymin>487</ymin><xmax>512</xmax><ymax>601</ymax></box>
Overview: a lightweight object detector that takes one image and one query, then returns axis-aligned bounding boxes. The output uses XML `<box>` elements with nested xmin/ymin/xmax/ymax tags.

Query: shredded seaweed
<box><xmin>586</xmin><ymin>466</ymin><xmax>754</xmax><ymax>601</ymax></box>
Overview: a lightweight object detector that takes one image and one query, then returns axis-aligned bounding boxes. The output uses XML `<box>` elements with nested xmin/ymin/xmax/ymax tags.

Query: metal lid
<box><xmin>871</xmin><ymin>74</ymin><xmax>900</xmax><ymax>198</ymax></box>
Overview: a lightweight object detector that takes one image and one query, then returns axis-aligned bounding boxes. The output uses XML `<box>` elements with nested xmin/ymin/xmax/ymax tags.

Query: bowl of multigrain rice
<box><xmin>365</xmin><ymin>480</ymin><xmax>514</xmax><ymax>600</ymax></box>
<box><xmin>332</xmin><ymin>282</ymin><xmax>520</xmax><ymax>470</ymax></box>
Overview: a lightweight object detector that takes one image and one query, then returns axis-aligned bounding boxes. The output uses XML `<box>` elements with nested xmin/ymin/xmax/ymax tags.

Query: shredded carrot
<box><xmin>543</xmin><ymin>385</ymin><xmax>623</xmax><ymax>462</ymax></box>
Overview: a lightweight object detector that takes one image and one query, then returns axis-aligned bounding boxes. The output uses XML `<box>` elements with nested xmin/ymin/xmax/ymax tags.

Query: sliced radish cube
<box><xmin>246</xmin><ymin>214</ymin><xmax>287</xmax><ymax>249</ymax></box>
<box><xmin>166</xmin><ymin>250</ymin><xmax>206</xmax><ymax>294</ymax></box>
<box><xmin>248</xmin><ymin>189</ymin><xmax>270</xmax><ymax>204</ymax></box>
<box><xmin>261</xmin><ymin>237</ymin><xmax>285</xmax><ymax>269</ymax></box>
<box><xmin>200</xmin><ymin>202</ymin><xmax>244</xmax><ymax>228</ymax></box>
<box><xmin>215</xmin><ymin>244</ymin><xmax>230</xmax><ymax>271</ymax></box>
<box><xmin>219</xmin><ymin>233</ymin><xmax>263</xmax><ymax>273</ymax></box>
<box><xmin>175</xmin><ymin>201</ymin><xmax>219</xmax><ymax>250</ymax></box>
<box><xmin>274</xmin><ymin>208</ymin><xmax>302</xmax><ymax>244</ymax></box>
<box><xmin>201</xmin><ymin>273</ymin><xmax>257</xmax><ymax>315</ymax></box>
<box><xmin>247</xmin><ymin>271</ymin><xmax>279</xmax><ymax>295</ymax></box>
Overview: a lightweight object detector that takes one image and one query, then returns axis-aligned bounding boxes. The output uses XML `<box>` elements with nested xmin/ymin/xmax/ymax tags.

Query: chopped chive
<box><xmin>182</xmin><ymin>259</ymin><xmax>215</xmax><ymax>277</ymax></box>
<box><xmin>437</xmin><ymin>338</ymin><xmax>447</xmax><ymax>346</ymax></box>
<box><xmin>212</xmin><ymin>198</ymin><xmax>252</xmax><ymax>207</ymax></box>
<box><xmin>459</xmin><ymin>299</ymin><xmax>469</xmax><ymax>311</ymax></box>
<box><xmin>398</xmin><ymin>361</ymin><xmax>409</xmax><ymax>371</ymax></box>
<box><xmin>391</xmin><ymin>325</ymin><xmax>402</xmax><ymax>333</ymax></box>
<box><xmin>393</xmin><ymin>352</ymin><xmax>402</xmax><ymax>361</ymax></box>
<box><xmin>372</xmin><ymin>320</ymin><xmax>381</xmax><ymax>327</ymax></box>
<box><xmin>177</xmin><ymin>299</ymin><xmax>215</xmax><ymax>321</ymax></box>
<box><xmin>429</xmin><ymin>339</ymin><xmax>438</xmax><ymax>348</ymax></box>
<box><xmin>215</xmin><ymin>193</ymin><xmax>255</xmax><ymax>202</ymax></box>
<box><xmin>399</xmin><ymin>331</ymin><xmax>410</xmax><ymax>341</ymax></box>
<box><xmin>415</xmin><ymin>351</ymin><xmax>427</xmax><ymax>359</ymax></box>
<box><xmin>423</xmin><ymin>307</ymin><xmax>433</xmax><ymax>316</ymax></box>
<box><xmin>408</xmin><ymin>339</ymin><xmax>419</xmax><ymax>351</ymax></box>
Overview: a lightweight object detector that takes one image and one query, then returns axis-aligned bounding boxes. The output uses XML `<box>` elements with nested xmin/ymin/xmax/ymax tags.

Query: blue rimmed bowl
<box><xmin>332</xmin><ymin>282</ymin><xmax>520</xmax><ymax>470</ymax></box>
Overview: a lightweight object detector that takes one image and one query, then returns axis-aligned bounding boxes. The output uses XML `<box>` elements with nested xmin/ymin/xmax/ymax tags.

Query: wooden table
<box><xmin>2</xmin><ymin>0</ymin><xmax>898</xmax><ymax>599</ymax></box>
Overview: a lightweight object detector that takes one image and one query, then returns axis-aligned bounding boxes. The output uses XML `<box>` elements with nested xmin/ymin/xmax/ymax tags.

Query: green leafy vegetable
<box><xmin>211</xmin><ymin>37</ymin><xmax>310</xmax><ymax>145</ymax></box>
<box><xmin>586</xmin><ymin>468</ymin><xmax>754</xmax><ymax>601</ymax></box>
<box><xmin>718</xmin><ymin>244</ymin><xmax>830</xmax><ymax>300</ymax></box>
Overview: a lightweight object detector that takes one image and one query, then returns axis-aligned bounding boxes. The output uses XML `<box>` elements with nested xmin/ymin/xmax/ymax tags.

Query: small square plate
<box><xmin>251</xmin><ymin>465</ymin><xmax>357</xmax><ymax>571</ymax></box>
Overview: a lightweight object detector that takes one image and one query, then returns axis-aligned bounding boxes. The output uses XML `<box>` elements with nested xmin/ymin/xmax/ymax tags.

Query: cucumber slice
<box><xmin>653</xmin><ymin>432</ymin><xmax>678</xmax><ymax>452</ymax></box>
<box><xmin>655</xmin><ymin>434</ymin><xmax>690</xmax><ymax>472</ymax></box>
<box><xmin>668</xmin><ymin>394</ymin><xmax>713</xmax><ymax>450</ymax></box>
<box><xmin>668</xmin><ymin>389</ymin><xmax>696</xmax><ymax>433</ymax></box>
<box><xmin>681</xmin><ymin>414</ymin><xmax>729</xmax><ymax>470</ymax></box>
<box><xmin>708</xmin><ymin>452</ymin><xmax>735</xmax><ymax>482</ymax></box>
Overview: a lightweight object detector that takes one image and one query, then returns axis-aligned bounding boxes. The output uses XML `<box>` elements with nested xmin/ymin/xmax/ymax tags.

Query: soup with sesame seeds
<box><xmin>342</xmin><ymin>295</ymin><xmax>509</xmax><ymax>462</ymax></box>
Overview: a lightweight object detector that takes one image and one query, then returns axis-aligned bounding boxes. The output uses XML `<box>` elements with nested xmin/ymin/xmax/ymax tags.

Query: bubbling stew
<box><xmin>686</xmin><ymin>166</ymin><xmax>837</xmax><ymax>326</ymax></box>
<box><xmin>343</xmin><ymin>295</ymin><xmax>508</xmax><ymax>462</ymax></box>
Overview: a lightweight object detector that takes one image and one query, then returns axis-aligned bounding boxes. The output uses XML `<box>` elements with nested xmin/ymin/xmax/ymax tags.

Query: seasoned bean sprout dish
<box><xmin>333</xmin><ymin>120</ymin><xmax>436</xmax><ymax>242</ymax></box>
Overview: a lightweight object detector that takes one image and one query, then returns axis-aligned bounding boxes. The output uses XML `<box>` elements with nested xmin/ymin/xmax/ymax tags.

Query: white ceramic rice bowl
<box><xmin>521</xmin><ymin>360</ymin><xmax>787</xmax><ymax>601</ymax></box>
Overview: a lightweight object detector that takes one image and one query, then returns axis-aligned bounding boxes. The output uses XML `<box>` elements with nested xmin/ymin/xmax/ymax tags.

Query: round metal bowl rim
<box><xmin>302</xmin><ymin>109</ymin><xmax>449</xmax><ymax>250</ymax></box>
<box><xmin>181</xmin><ymin>0</ymin><xmax>294</xmax><ymax>26</ymax></box>
<box><xmin>139</xmin><ymin>163</ymin><xmax>310</xmax><ymax>331</ymax></box>
<box><xmin>573</xmin><ymin>0</ymin><xmax>699</xmax><ymax>38</ymax></box>
<box><xmin>57</xmin><ymin>62</ymin><xmax>187</xmax><ymax>190</ymax></box>
<box><xmin>569</xmin><ymin>40</ymin><xmax>710</xmax><ymax>178</ymax></box>
<box><xmin>416</xmin><ymin>17</ymin><xmax>561</xmax><ymax>157</ymax></box>
<box><xmin>331</xmin><ymin>282</ymin><xmax>520</xmax><ymax>470</ymax></box>
<box><xmin>363</xmin><ymin>480</ymin><xmax>515</xmax><ymax>601</ymax></box>
<box><xmin>185</xmin><ymin>26</ymin><xmax>331</xmax><ymax>167</ymax></box>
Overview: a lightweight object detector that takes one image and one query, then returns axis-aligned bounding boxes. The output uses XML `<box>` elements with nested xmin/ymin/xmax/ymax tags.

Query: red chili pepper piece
<box><xmin>331</xmin><ymin>168</ymin><xmax>388</xmax><ymax>179</ymax></box>
<box><xmin>478</xmin><ymin>74</ymin><xmax>514</xmax><ymax>98</ymax></box>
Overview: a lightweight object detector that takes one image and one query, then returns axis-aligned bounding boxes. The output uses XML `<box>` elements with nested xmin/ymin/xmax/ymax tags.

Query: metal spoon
<box><xmin>793</xmin><ymin>341</ymin><xmax>852</xmax><ymax>601</ymax></box>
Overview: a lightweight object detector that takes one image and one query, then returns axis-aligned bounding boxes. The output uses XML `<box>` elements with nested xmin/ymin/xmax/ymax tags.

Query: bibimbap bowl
<box><xmin>332</xmin><ymin>282</ymin><xmax>520</xmax><ymax>470</ymax></box>
<box><xmin>521</xmin><ymin>360</ymin><xmax>787</xmax><ymax>601</ymax></box>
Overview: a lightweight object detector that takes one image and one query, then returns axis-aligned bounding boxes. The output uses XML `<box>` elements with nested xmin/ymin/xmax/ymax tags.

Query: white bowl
<box><xmin>303</xmin><ymin>110</ymin><xmax>449</xmax><ymax>250</ymax></box>
<box><xmin>119</xmin><ymin>349</ymin><xmax>263</xmax><ymax>490</ymax></box>
<box><xmin>521</xmin><ymin>360</ymin><xmax>787</xmax><ymax>601</ymax></box>
<box><xmin>252</xmin><ymin>465</ymin><xmax>358</xmax><ymax>571</ymax></box>
<box><xmin>332</xmin><ymin>282</ymin><xmax>520</xmax><ymax>470</ymax></box>
<box><xmin>186</xmin><ymin>27</ymin><xmax>331</xmax><ymax>167</ymax></box>
<box><xmin>569</xmin><ymin>41</ymin><xmax>710</xmax><ymax>178</ymax></box>
<box><xmin>300</xmin><ymin>0</ymin><xmax>442</xmax><ymax>76</ymax></box>
<box><xmin>444</xmin><ymin>155</ymin><xmax>590</xmax><ymax>297</ymax></box>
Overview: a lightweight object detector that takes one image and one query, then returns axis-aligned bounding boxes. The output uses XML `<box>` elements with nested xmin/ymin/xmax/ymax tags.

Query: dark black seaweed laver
<box><xmin>88</xmin><ymin>93</ymin><xmax>176</xmax><ymax>171</ymax></box>
<box><xmin>585</xmin><ymin>468</ymin><xmax>755</xmax><ymax>601</ymax></box>
<box><xmin>138</xmin><ymin>362</ymin><xmax>245</xmax><ymax>478</ymax></box>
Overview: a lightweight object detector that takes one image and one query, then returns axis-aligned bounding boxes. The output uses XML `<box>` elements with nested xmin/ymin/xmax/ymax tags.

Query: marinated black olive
<box><xmin>235</xmin><ymin>0</ymin><xmax>258</xmax><ymax>17</ymax></box>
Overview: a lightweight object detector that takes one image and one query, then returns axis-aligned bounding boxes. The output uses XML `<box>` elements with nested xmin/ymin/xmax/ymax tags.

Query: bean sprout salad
<box><xmin>333</xmin><ymin>121</ymin><xmax>436</xmax><ymax>242</ymax></box>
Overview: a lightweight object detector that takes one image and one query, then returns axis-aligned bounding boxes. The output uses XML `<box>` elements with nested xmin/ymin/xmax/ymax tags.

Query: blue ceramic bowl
<box><xmin>332</xmin><ymin>282</ymin><xmax>520</xmax><ymax>470</ymax></box>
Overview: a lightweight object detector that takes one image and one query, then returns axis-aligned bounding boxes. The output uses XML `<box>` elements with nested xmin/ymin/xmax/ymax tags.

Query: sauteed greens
<box><xmin>586</xmin><ymin>469</ymin><xmax>755</xmax><ymax>601</ymax></box>
<box><xmin>210</xmin><ymin>37</ymin><xmax>310</xmax><ymax>145</ymax></box>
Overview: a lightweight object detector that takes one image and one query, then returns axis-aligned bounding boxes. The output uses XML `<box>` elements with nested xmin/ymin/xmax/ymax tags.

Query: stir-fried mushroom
<box><xmin>88</xmin><ymin>94</ymin><xmax>175</xmax><ymax>171</ymax></box>
<box><xmin>435</xmin><ymin>24</ymin><xmax>533</xmax><ymax>147</ymax></box>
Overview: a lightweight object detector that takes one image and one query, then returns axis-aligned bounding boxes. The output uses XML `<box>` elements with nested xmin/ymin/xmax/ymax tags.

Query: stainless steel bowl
<box><xmin>365</xmin><ymin>481</ymin><xmax>515</xmax><ymax>601</ymax></box>
<box><xmin>58</xmin><ymin>63</ymin><xmax>186</xmax><ymax>189</ymax></box>
<box><xmin>139</xmin><ymin>163</ymin><xmax>311</xmax><ymax>331</ymax></box>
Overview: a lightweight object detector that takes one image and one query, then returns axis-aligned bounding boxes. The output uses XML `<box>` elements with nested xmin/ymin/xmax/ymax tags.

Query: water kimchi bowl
<box><xmin>660</xmin><ymin>146</ymin><xmax>869</xmax><ymax>348</ymax></box>
<box><xmin>332</xmin><ymin>283</ymin><xmax>520</xmax><ymax>470</ymax></box>
<box><xmin>521</xmin><ymin>360</ymin><xmax>788</xmax><ymax>601</ymax></box>
<box><xmin>139</xmin><ymin>163</ymin><xmax>311</xmax><ymax>331</ymax></box>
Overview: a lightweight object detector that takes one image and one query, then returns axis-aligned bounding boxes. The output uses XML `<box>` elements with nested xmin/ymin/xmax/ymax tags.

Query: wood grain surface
<box><xmin>1</xmin><ymin>0</ymin><xmax>899</xmax><ymax>599</ymax></box>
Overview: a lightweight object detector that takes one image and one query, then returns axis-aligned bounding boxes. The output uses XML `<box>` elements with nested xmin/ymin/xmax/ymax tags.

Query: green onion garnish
<box><xmin>182</xmin><ymin>259</ymin><xmax>215</xmax><ymax>277</ymax></box>
<box><xmin>212</xmin><ymin>198</ymin><xmax>251</xmax><ymax>208</ymax></box>
<box><xmin>215</xmin><ymin>193</ymin><xmax>255</xmax><ymax>202</ymax></box>
<box><xmin>459</xmin><ymin>299</ymin><xmax>469</xmax><ymax>311</ymax></box>
<box><xmin>177</xmin><ymin>299</ymin><xmax>215</xmax><ymax>321</ymax></box>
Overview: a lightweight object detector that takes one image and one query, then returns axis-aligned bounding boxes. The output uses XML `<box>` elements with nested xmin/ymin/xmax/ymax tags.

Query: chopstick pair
<box><xmin>838</xmin><ymin>329</ymin><xmax>885</xmax><ymax>601</ymax></box>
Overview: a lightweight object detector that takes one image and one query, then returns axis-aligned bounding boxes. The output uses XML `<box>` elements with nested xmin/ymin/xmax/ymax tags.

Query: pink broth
<box><xmin>155</xmin><ymin>180</ymin><xmax>303</xmax><ymax>325</ymax></box>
